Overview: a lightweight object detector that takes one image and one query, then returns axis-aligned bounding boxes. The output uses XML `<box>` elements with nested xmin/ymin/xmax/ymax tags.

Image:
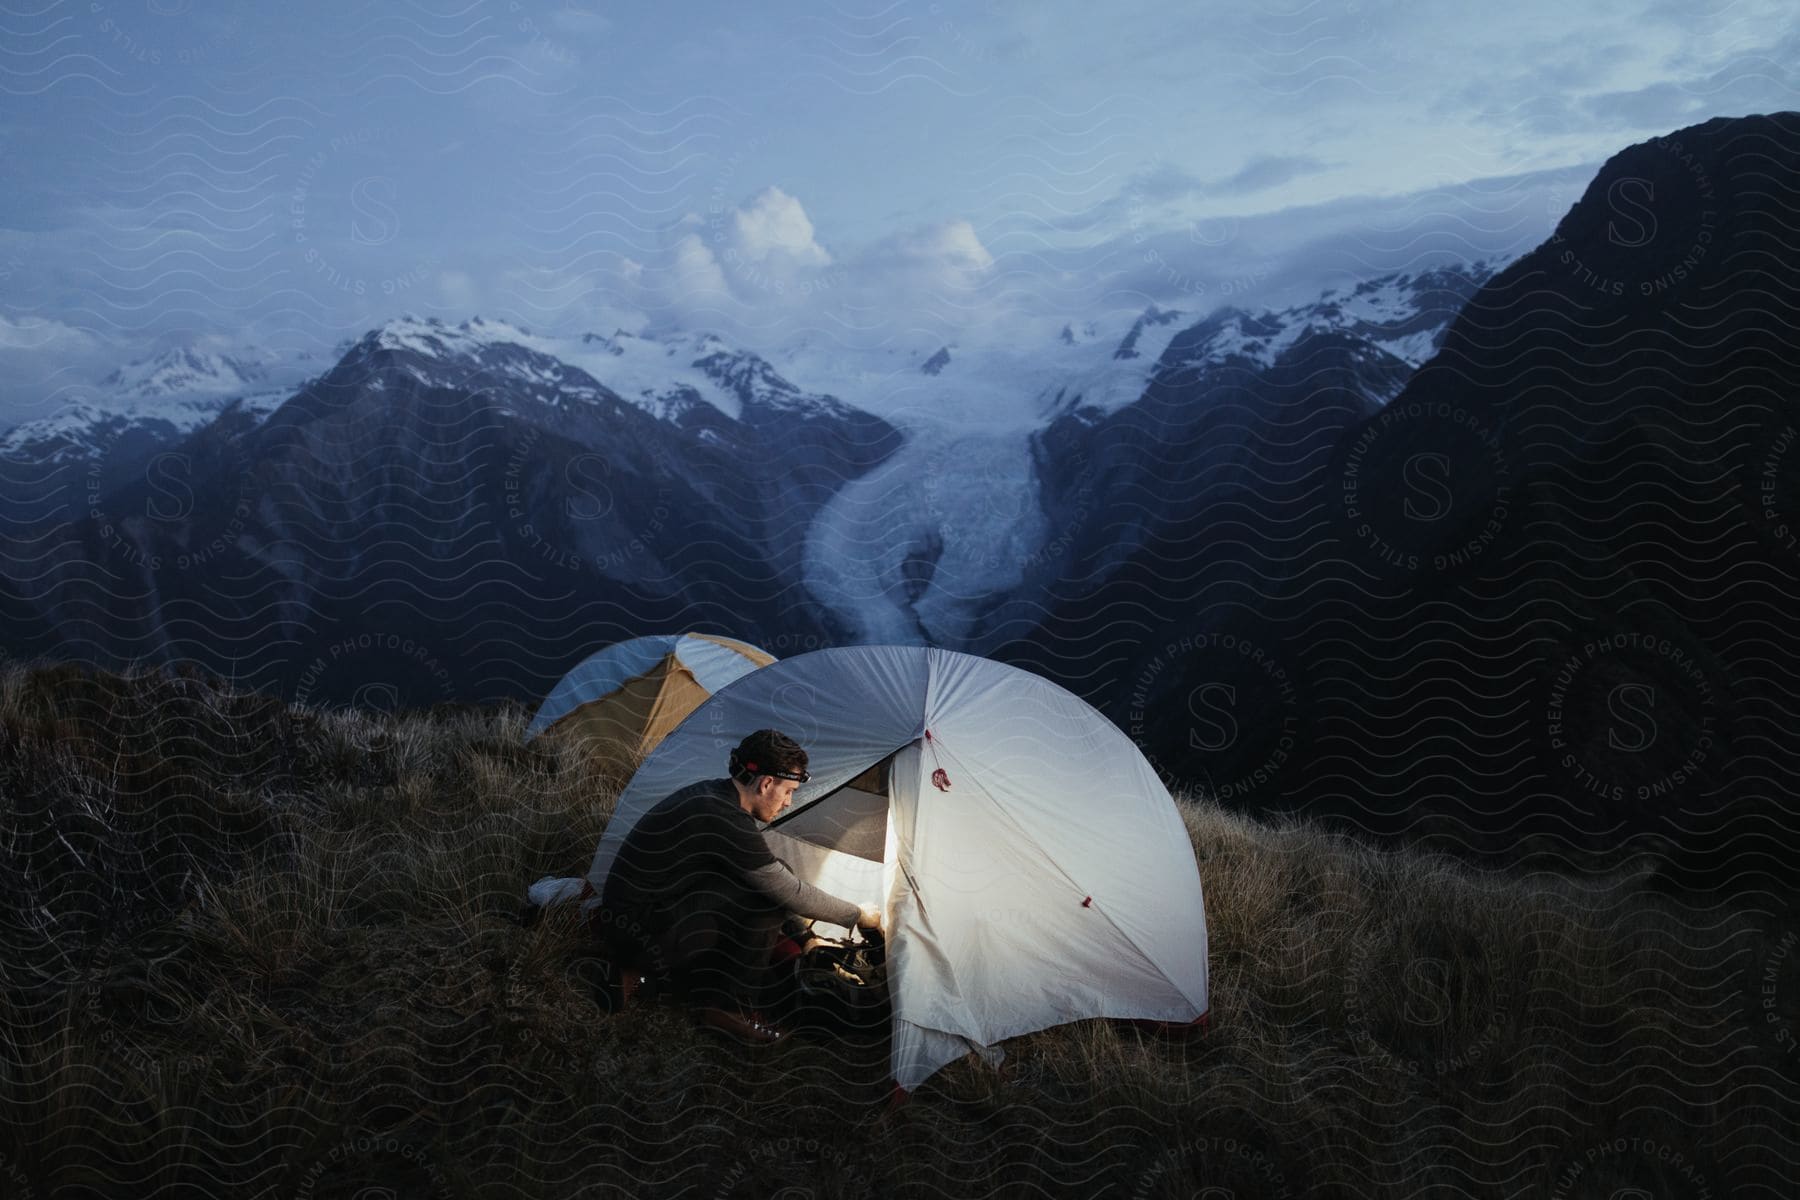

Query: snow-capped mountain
<box><xmin>766</xmin><ymin>260</ymin><xmax>1494</xmax><ymax>445</ymax></box>
<box><xmin>0</xmin><ymin>345</ymin><xmax>304</xmax><ymax>463</ymax></box>
<box><xmin>1192</xmin><ymin>263</ymin><xmax>1496</xmax><ymax>371</ymax></box>
<box><xmin>573</xmin><ymin>328</ymin><xmax>757</xmax><ymax>423</ymax></box>
<box><xmin>767</xmin><ymin>302</ymin><xmax>1198</xmax><ymax>432</ymax></box>
<box><xmin>100</xmin><ymin>345</ymin><xmax>273</xmax><ymax>400</ymax></box>
<box><xmin>330</xmin><ymin>314</ymin><xmax>865</xmax><ymax>434</ymax></box>
<box><xmin>0</xmin><ymin>311</ymin><xmax>902</xmax><ymax>705</ymax></box>
<box><xmin>1005</xmin><ymin>113</ymin><xmax>1800</xmax><ymax>894</ymax></box>
<box><xmin>580</xmin><ymin>325</ymin><xmax>875</xmax><ymax>428</ymax></box>
<box><xmin>0</xmin><ymin>316</ymin><xmax>873</xmax><ymax>471</ymax></box>
<box><xmin>1141</xmin><ymin>261</ymin><xmax>1498</xmax><ymax>398</ymax></box>
<box><xmin>0</xmin><ymin>259</ymin><xmax>1494</xmax><ymax>702</ymax></box>
<box><xmin>796</xmin><ymin>260</ymin><xmax>1500</xmax><ymax>646</ymax></box>
<box><xmin>339</xmin><ymin>314</ymin><xmax>571</xmax><ymax>399</ymax></box>
<box><xmin>0</xmin><ymin>344</ymin><xmax>320</xmax><ymax>543</ymax></box>
<box><xmin>8</xmin><ymin>112</ymin><xmax>1793</xmax><ymax>896</ymax></box>
<box><xmin>1044</xmin><ymin>261</ymin><xmax>1500</xmax><ymax>423</ymax></box>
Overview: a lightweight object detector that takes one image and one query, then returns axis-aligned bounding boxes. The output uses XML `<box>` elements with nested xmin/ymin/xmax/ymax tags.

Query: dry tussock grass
<box><xmin>0</xmin><ymin>658</ymin><xmax>1793</xmax><ymax>1197</ymax></box>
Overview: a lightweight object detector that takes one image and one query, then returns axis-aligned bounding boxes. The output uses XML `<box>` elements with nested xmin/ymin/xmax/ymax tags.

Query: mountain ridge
<box><xmin>1004</xmin><ymin>110</ymin><xmax>1800</xmax><ymax>891</ymax></box>
<box><xmin>0</xmin><ymin>257</ymin><xmax>1506</xmax><ymax>701</ymax></box>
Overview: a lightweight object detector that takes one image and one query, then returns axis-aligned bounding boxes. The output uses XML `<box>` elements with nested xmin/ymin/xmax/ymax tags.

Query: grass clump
<box><xmin>0</xmin><ymin>658</ymin><xmax>1793</xmax><ymax>1197</ymax></box>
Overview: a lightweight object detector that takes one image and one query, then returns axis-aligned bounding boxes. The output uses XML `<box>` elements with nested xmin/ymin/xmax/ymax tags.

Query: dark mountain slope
<box><xmin>1012</xmin><ymin>112</ymin><xmax>1800</xmax><ymax>891</ymax></box>
<box><xmin>0</xmin><ymin>321</ymin><xmax>902</xmax><ymax>706</ymax></box>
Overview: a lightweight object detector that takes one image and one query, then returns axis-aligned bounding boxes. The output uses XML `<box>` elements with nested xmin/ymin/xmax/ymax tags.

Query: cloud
<box><xmin>0</xmin><ymin>314</ymin><xmax>101</xmax><ymax>355</ymax></box>
<box><xmin>0</xmin><ymin>314</ymin><xmax>116</xmax><ymax>430</ymax></box>
<box><xmin>1582</xmin><ymin>81</ymin><xmax>1708</xmax><ymax>130</ymax></box>
<box><xmin>727</xmin><ymin>186</ymin><xmax>832</xmax><ymax>266</ymax></box>
<box><xmin>551</xmin><ymin>7</ymin><xmax>613</xmax><ymax>37</ymax></box>
<box><xmin>669</xmin><ymin>230</ymin><xmax>732</xmax><ymax>297</ymax></box>
<box><xmin>1506</xmin><ymin>95</ymin><xmax>1586</xmax><ymax>138</ymax></box>
<box><xmin>1039</xmin><ymin>161</ymin><xmax>1207</xmax><ymax>238</ymax></box>
<box><xmin>868</xmin><ymin>218</ymin><xmax>994</xmax><ymax>276</ymax></box>
<box><xmin>618</xmin><ymin>161</ymin><xmax>1590</xmax><ymax>363</ymax></box>
<box><xmin>612</xmin><ymin>187</ymin><xmax>1006</xmax><ymax>351</ymax></box>
<box><xmin>620</xmin><ymin>189</ymin><xmax>839</xmax><ymax>326</ymax></box>
<box><xmin>1130</xmin><ymin>161</ymin><xmax>1208</xmax><ymax>203</ymax></box>
<box><xmin>1211</xmin><ymin>154</ymin><xmax>1333</xmax><ymax>195</ymax></box>
<box><xmin>1441</xmin><ymin>11</ymin><xmax>1800</xmax><ymax>148</ymax></box>
<box><xmin>1050</xmin><ymin>156</ymin><xmax>1336</xmax><ymax>244</ymax></box>
<box><xmin>437</xmin><ymin>270</ymin><xmax>480</xmax><ymax>311</ymax></box>
<box><xmin>1097</xmin><ymin>161</ymin><xmax>1596</xmax><ymax>315</ymax></box>
<box><xmin>1641</xmin><ymin>0</ymin><xmax>1793</xmax><ymax>35</ymax></box>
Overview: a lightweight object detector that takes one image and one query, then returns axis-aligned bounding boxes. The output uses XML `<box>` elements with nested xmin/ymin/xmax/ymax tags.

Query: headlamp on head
<box><xmin>730</xmin><ymin>748</ymin><xmax>810</xmax><ymax>784</ymax></box>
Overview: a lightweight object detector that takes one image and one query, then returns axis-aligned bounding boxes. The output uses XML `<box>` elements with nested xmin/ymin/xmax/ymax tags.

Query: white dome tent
<box><xmin>584</xmin><ymin>644</ymin><xmax>1210</xmax><ymax>1091</ymax></box>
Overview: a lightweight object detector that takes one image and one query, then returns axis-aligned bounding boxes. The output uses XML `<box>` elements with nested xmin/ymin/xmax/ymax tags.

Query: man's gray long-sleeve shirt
<box><xmin>601</xmin><ymin>777</ymin><xmax>861</xmax><ymax>927</ymax></box>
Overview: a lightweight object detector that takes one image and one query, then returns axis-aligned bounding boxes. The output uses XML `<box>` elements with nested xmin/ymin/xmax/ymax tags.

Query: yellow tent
<box><xmin>525</xmin><ymin>633</ymin><xmax>775</xmax><ymax>780</ymax></box>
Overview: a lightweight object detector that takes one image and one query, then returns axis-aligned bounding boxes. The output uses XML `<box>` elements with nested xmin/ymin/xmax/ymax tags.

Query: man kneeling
<box><xmin>598</xmin><ymin>728</ymin><xmax>880</xmax><ymax>1040</ymax></box>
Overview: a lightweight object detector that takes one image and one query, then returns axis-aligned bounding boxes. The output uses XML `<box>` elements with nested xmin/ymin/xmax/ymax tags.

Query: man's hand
<box><xmin>855</xmin><ymin>904</ymin><xmax>884</xmax><ymax>934</ymax></box>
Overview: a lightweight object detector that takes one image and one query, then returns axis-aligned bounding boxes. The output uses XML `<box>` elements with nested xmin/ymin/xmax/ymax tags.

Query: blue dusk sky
<box><xmin>0</xmin><ymin>0</ymin><xmax>1795</xmax><ymax>424</ymax></box>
